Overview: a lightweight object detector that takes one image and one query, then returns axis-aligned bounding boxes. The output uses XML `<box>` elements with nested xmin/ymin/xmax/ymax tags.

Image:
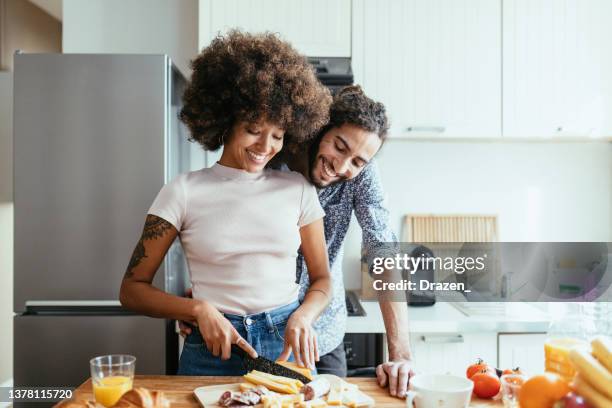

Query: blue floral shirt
<box><xmin>295</xmin><ymin>160</ymin><xmax>397</xmax><ymax>356</ymax></box>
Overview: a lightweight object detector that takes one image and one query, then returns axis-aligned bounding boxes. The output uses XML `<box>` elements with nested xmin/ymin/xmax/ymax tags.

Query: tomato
<box><xmin>503</xmin><ymin>367</ymin><xmax>523</xmax><ymax>376</ymax></box>
<box><xmin>519</xmin><ymin>373</ymin><xmax>570</xmax><ymax>408</ymax></box>
<box><xmin>471</xmin><ymin>370</ymin><xmax>501</xmax><ymax>399</ymax></box>
<box><xmin>467</xmin><ymin>359</ymin><xmax>490</xmax><ymax>379</ymax></box>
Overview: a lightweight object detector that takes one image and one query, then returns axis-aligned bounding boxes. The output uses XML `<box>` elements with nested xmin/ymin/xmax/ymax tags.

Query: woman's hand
<box><xmin>277</xmin><ymin>310</ymin><xmax>319</xmax><ymax>369</ymax></box>
<box><xmin>194</xmin><ymin>301</ymin><xmax>258</xmax><ymax>360</ymax></box>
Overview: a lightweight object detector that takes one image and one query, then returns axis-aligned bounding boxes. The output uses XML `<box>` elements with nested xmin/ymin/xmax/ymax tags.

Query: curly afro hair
<box><xmin>180</xmin><ymin>30</ymin><xmax>332</xmax><ymax>153</ymax></box>
<box><xmin>326</xmin><ymin>85</ymin><xmax>390</xmax><ymax>141</ymax></box>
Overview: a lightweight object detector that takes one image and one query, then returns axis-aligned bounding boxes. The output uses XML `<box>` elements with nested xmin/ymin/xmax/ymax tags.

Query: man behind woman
<box><xmin>119</xmin><ymin>30</ymin><xmax>333</xmax><ymax>375</ymax></box>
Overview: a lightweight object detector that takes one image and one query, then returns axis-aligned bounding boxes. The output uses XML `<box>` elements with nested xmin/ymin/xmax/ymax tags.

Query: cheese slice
<box><xmin>262</xmin><ymin>395</ymin><xmax>283</xmax><ymax>408</ymax></box>
<box><xmin>247</xmin><ymin>370</ymin><xmax>303</xmax><ymax>393</ymax></box>
<box><xmin>275</xmin><ymin>360</ymin><xmax>314</xmax><ymax>381</ymax></box>
<box><xmin>298</xmin><ymin>398</ymin><xmax>327</xmax><ymax>408</ymax></box>
<box><xmin>239</xmin><ymin>382</ymin><xmax>258</xmax><ymax>392</ymax></box>
<box><xmin>326</xmin><ymin>383</ymin><xmax>344</xmax><ymax>406</ymax></box>
<box><xmin>244</xmin><ymin>373</ymin><xmax>297</xmax><ymax>394</ymax></box>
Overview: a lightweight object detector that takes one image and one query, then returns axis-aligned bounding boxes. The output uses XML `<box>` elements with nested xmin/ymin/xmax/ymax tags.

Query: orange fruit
<box><xmin>519</xmin><ymin>373</ymin><xmax>570</xmax><ymax>408</ymax></box>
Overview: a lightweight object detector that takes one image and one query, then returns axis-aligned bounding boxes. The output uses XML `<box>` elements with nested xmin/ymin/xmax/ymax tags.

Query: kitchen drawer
<box><xmin>498</xmin><ymin>333</ymin><xmax>546</xmax><ymax>374</ymax></box>
<box><xmin>410</xmin><ymin>332</ymin><xmax>497</xmax><ymax>375</ymax></box>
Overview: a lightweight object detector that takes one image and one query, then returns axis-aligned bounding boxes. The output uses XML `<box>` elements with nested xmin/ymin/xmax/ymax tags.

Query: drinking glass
<box><xmin>500</xmin><ymin>373</ymin><xmax>526</xmax><ymax>408</ymax></box>
<box><xmin>90</xmin><ymin>355</ymin><xmax>136</xmax><ymax>407</ymax></box>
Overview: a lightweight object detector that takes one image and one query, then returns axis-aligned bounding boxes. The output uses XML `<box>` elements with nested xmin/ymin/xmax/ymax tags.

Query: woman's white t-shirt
<box><xmin>148</xmin><ymin>162</ymin><xmax>325</xmax><ymax>315</ymax></box>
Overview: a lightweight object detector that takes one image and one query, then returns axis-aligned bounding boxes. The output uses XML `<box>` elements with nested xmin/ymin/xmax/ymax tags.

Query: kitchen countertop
<box><xmin>346</xmin><ymin>301</ymin><xmax>550</xmax><ymax>334</ymax></box>
<box><xmin>64</xmin><ymin>375</ymin><xmax>502</xmax><ymax>407</ymax></box>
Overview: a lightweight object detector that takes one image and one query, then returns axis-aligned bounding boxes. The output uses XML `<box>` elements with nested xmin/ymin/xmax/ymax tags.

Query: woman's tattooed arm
<box><xmin>123</xmin><ymin>214</ymin><xmax>176</xmax><ymax>281</ymax></box>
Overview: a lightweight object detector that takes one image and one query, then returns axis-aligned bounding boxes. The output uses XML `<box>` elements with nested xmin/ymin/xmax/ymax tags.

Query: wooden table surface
<box><xmin>66</xmin><ymin>375</ymin><xmax>502</xmax><ymax>407</ymax></box>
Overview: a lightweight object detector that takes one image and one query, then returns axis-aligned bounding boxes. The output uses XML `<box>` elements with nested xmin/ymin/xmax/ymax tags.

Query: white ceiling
<box><xmin>28</xmin><ymin>0</ymin><xmax>62</xmax><ymax>21</ymax></box>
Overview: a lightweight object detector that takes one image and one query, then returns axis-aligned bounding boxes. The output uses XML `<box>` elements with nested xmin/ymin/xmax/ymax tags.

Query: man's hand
<box><xmin>375</xmin><ymin>359</ymin><xmax>415</xmax><ymax>398</ymax></box>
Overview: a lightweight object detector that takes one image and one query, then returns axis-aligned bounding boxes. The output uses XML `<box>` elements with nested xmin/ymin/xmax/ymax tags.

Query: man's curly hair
<box><xmin>180</xmin><ymin>30</ymin><xmax>332</xmax><ymax>153</ymax></box>
<box><xmin>326</xmin><ymin>85</ymin><xmax>390</xmax><ymax>141</ymax></box>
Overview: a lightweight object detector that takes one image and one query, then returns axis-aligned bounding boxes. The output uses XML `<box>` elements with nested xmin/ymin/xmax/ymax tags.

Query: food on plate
<box><xmin>276</xmin><ymin>361</ymin><xmax>314</xmax><ymax>381</ymax></box>
<box><xmin>571</xmin><ymin>375</ymin><xmax>612</xmax><ymax>408</ymax></box>
<box><xmin>470</xmin><ymin>369</ymin><xmax>501</xmax><ymax>399</ymax></box>
<box><xmin>239</xmin><ymin>382</ymin><xmax>258</xmax><ymax>392</ymax></box>
<box><xmin>298</xmin><ymin>398</ymin><xmax>327</xmax><ymax>408</ymax></box>
<box><xmin>243</xmin><ymin>370</ymin><xmax>304</xmax><ymax>394</ymax></box>
<box><xmin>568</xmin><ymin>347</ymin><xmax>612</xmax><ymax>399</ymax></box>
<box><xmin>260</xmin><ymin>393</ymin><xmax>305</xmax><ymax>408</ymax></box>
<box><xmin>214</xmin><ymin>372</ymin><xmax>373</xmax><ymax>408</ymax></box>
<box><xmin>519</xmin><ymin>373</ymin><xmax>570</xmax><ymax>408</ymax></box>
<box><xmin>591</xmin><ymin>336</ymin><xmax>612</xmax><ymax>374</ymax></box>
<box><xmin>325</xmin><ymin>381</ymin><xmax>343</xmax><ymax>406</ymax></box>
<box><xmin>218</xmin><ymin>385</ymin><xmax>270</xmax><ymax>407</ymax></box>
<box><xmin>300</xmin><ymin>378</ymin><xmax>331</xmax><ymax>401</ymax></box>
<box><xmin>558</xmin><ymin>392</ymin><xmax>592</xmax><ymax>408</ymax></box>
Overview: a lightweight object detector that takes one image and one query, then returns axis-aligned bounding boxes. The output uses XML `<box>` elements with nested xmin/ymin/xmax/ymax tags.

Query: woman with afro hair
<box><xmin>120</xmin><ymin>31</ymin><xmax>333</xmax><ymax>375</ymax></box>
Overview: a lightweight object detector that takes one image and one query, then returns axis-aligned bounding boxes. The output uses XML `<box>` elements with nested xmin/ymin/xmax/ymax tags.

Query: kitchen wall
<box><xmin>62</xmin><ymin>0</ymin><xmax>199</xmax><ymax>77</ymax></box>
<box><xmin>0</xmin><ymin>72</ymin><xmax>13</xmax><ymax>384</ymax></box>
<box><xmin>0</xmin><ymin>0</ymin><xmax>62</xmax><ymax>70</ymax></box>
<box><xmin>343</xmin><ymin>140</ymin><xmax>612</xmax><ymax>289</ymax></box>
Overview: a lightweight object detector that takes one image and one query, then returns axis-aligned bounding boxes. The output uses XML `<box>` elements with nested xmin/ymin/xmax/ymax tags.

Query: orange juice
<box><xmin>544</xmin><ymin>338</ymin><xmax>587</xmax><ymax>382</ymax></box>
<box><xmin>93</xmin><ymin>375</ymin><xmax>133</xmax><ymax>407</ymax></box>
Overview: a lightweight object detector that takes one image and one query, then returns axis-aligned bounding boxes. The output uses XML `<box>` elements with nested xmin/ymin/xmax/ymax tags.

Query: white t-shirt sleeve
<box><xmin>147</xmin><ymin>174</ymin><xmax>186</xmax><ymax>231</ymax></box>
<box><xmin>298</xmin><ymin>178</ymin><xmax>325</xmax><ymax>227</ymax></box>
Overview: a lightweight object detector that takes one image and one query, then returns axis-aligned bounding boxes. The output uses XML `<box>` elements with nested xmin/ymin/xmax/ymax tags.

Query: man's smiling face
<box><xmin>310</xmin><ymin>123</ymin><xmax>382</xmax><ymax>188</ymax></box>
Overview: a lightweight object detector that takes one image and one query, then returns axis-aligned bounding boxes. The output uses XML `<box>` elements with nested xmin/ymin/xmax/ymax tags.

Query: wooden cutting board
<box><xmin>66</xmin><ymin>375</ymin><xmax>502</xmax><ymax>407</ymax></box>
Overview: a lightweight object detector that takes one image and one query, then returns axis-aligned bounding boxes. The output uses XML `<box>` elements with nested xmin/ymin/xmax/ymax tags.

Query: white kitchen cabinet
<box><xmin>503</xmin><ymin>0</ymin><xmax>612</xmax><ymax>138</ymax></box>
<box><xmin>410</xmin><ymin>333</ymin><xmax>497</xmax><ymax>375</ymax></box>
<box><xmin>498</xmin><ymin>333</ymin><xmax>546</xmax><ymax>375</ymax></box>
<box><xmin>352</xmin><ymin>0</ymin><xmax>502</xmax><ymax>138</ymax></box>
<box><xmin>198</xmin><ymin>0</ymin><xmax>351</xmax><ymax>57</ymax></box>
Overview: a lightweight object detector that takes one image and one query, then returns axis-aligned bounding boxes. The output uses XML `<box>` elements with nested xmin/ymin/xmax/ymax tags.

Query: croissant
<box><xmin>55</xmin><ymin>398</ymin><xmax>103</xmax><ymax>408</ymax></box>
<box><xmin>56</xmin><ymin>388</ymin><xmax>170</xmax><ymax>408</ymax></box>
<box><xmin>113</xmin><ymin>388</ymin><xmax>170</xmax><ymax>408</ymax></box>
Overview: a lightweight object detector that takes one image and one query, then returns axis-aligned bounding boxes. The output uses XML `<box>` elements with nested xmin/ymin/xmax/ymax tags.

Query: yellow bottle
<box><xmin>544</xmin><ymin>303</ymin><xmax>592</xmax><ymax>382</ymax></box>
<box><xmin>93</xmin><ymin>376</ymin><xmax>133</xmax><ymax>407</ymax></box>
<box><xmin>544</xmin><ymin>338</ymin><xmax>588</xmax><ymax>381</ymax></box>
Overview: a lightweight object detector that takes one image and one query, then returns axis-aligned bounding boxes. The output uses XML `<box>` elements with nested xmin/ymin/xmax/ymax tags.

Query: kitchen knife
<box><xmin>231</xmin><ymin>345</ymin><xmax>311</xmax><ymax>383</ymax></box>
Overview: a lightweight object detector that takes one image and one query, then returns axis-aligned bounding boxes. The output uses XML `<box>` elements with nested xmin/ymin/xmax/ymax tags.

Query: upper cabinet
<box><xmin>503</xmin><ymin>0</ymin><xmax>612</xmax><ymax>138</ymax></box>
<box><xmin>198</xmin><ymin>0</ymin><xmax>351</xmax><ymax>57</ymax></box>
<box><xmin>352</xmin><ymin>0</ymin><xmax>502</xmax><ymax>138</ymax></box>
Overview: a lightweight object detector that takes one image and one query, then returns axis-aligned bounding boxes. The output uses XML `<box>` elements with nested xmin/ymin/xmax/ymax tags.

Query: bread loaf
<box><xmin>113</xmin><ymin>388</ymin><xmax>170</xmax><ymax>408</ymax></box>
<box><xmin>55</xmin><ymin>398</ymin><xmax>103</xmax><ymax>408</ymax></box>
<box><xmin>56</xmin><ymin>388</ymin><xmax>169</xmax><ymax>408</ymax></box>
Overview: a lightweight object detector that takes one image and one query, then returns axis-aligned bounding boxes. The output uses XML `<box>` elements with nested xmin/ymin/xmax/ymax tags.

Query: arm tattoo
<box><xmin>123</xmin><ymin>215</ymin><xmax>174</xmax><ymax>280</ymax></box>
<box><xmin>142</xmin><ymin>214</ymin><xmax>174</xmax><ymax>239</ymax></box>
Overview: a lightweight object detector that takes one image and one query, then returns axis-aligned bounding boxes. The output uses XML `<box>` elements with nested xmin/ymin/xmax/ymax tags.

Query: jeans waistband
<box><xmin>223</xmin><ymin>300</ymin><xmax>300</xmax><ymax>328</ymax></box>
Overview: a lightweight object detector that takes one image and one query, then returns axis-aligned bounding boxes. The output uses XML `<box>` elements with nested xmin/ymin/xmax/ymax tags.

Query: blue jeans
<box><xmin>177</xmin><ymin>301</ymin><xmax>299</xmax><ymax>375</ymax></box>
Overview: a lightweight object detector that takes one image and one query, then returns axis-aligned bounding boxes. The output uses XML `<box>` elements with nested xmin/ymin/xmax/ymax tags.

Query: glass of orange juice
<box><xmin>90</xmin><ymin>355</ymin><xmax>136</xmax><ymax>407</ymax></box>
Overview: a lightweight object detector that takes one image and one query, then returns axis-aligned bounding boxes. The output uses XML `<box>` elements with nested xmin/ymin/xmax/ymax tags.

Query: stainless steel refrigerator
<box><xmin>13</xmin><ymin>53</ymin><xmax>192</xmax><ymax>391</ymax></box>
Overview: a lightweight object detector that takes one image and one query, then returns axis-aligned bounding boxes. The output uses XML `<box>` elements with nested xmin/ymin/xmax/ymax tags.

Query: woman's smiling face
<box><xmin>220</xmin><ymin>120</ymin><xmax>285</xmax><ymax>172</ymax></box>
